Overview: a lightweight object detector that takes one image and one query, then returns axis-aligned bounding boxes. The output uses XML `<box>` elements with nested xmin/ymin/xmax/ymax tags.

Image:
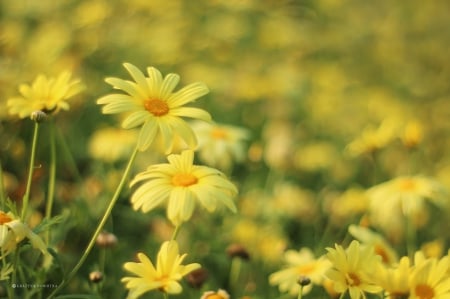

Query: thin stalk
<box><xmin>48</xmin><ymin>146</ymin><xmax>139</xmax><ymax>298</ymax></box>
<box><xmin>339</xmin><ymin>292</ymin><xmax>346</xmax><ymax>299</ymax></box>
<box><xmin>21</xmin><ymin>122</ymin><xmax>40</xmax><ymax>221</ymax></box>
<box><xmin>163</xmin><ymin>292</ymin><xmax>169</xmax><ymax>299</ymax></box>
<box><xmin>45</xmin><ymin>122</ymin><xmax>56</xmax><ymax>244</ymax></box>
<box><xmin>229</xmin><ymin>257</ymin><xmax>242</xmax><ymax>295</ymax></box>
<box><xmin>171</xmin><ymin>225</ymin><xmax>181</xmax><ymax>241</ymax></box>
<box><xmin>0</xmin><ymin>162</ymin><xmax>6</xmax><ymax>209</ymax></box>
<box><xmin>297</xmin><ymin>286</ymin><xmax>303</xmax><ymax>299</ymax></box>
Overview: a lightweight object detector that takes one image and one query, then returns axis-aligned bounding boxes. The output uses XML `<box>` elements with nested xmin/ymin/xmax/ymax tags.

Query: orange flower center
<box><xmin>415</xmin><ymin>284</ymin><xmax>434</xmax><ymax>299</ymax></box>
<box><xmin>0</xmin><ymin>212</ymin><xmax>13</xmax><ymax>225</ymax></box>
<box><xmin>172</xmin><ymin>173</ymin><xmax>198</xmax><ymax>187</ymax></box>
<box><xmin>347</xmin><ymin>273</ymin><xmax>361</xmax><ymax>286</ymax></box>
<box><xmin>398</xmin><ymin>179</ymin><xmax>417</xmax><ymax>192</ymax></box>
<box><xmin>144</xmin><ymin>99</ymin><xmax>169</xmax><ymax>116</ymax></box>
<box><xmin>211</xmin><ymin>128</ymin><xmax>228</xmax><ymax>139</ymax></box>
<box><xmin>374</xmin><ymin>244</ymin><xmax>391</xmax><ymax>264</ymax></box>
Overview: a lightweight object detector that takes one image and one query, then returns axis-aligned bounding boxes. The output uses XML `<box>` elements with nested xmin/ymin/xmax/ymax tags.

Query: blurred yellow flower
<box><xmin>122</xmin><ymin>240</ymin><xmax>200</xmax><ymax>298</ymax></box>
<box><xmin>0</xmin><ymin>210</ymin><xmax>47</xmax><ymax>257</ymax></box>
<box><xmin>326</xmin><ymin>240</ymin><xmax>382</xmax><ymax>299</ymax></box>
<box><xmin>269</xmin><ymin>248</ymin><xmax>331</xmax><ymax>296</ymax></box>
<box><xmin>409</xmin><ymin>256</ymin><xmax>450</xmax><ymax>299</ymax></box>
<box><xmin>191</xmin><ymin>121</ymin><xmax>250</xmax><ymax>171</ymax></box>
<box><xmin>88</xmin><ymin>127</ymin><xmax>138</xmax><ymax>162</ymax></box>
<box><xmin>348</xmin><ymin>225</ymin><xmax>398</xmax><ymax>265</ymax></box>
<box><xmin>401</xmin><ymin>120</ymin><xmax>424</xmax><ymax>149</ymax></box>
<box><xmin>367</xmin><ymin>176</ymin><xmax>448</xmax><ymax>234</ymax></box>
<box><xmin>130</xmin><ymin>150</ymin><xmax>237</xmax><ymax>226</ymax></box>
<box><xmin>97</xmin><ymin>63</ymin><xmax>211</xmax><ymax>152</ymax></box>
<box><xmin>375</xmin><ymin>256</ymin><xmax>411</xmax><ymax>299</ymax></box>
<box><xmin>7</xmin><ymin>72</ymin><xmax>84</xmax><ymax>118</ymax></box>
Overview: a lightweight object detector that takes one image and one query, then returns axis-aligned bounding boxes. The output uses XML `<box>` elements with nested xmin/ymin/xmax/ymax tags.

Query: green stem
<box><xmin>21</xmin><ymin>122</ymin><xmax>40</xmax><ymax>221</ymax></box>
<box><xmin>163</xmin><ymin>292</ymin><xmax>169</xmax><ymax>299</ymax></box>
<box><xmin>0</xmin><ymin>162</ymin><xmax>6</xmax><ymax>209</ymax></box>
<box><xmin>406</xmin><ymin>215</ymin><xmax>416</xmax><ymax>259</ymax></box>
<box><xmin>297</xmin><ymin>286</ymin><xmax>303</xmax><ymax>299</ymax></box>
<box><xmin>45</xmin><ymin>122</ymin><xmax>56</xmax><ymax>244</ymax></box>
<box><xmin>229</xmin><ymin>257</ymin><xmax>242</xmax><ymax>294</ymax></box>
<box><xmin>171</xmin><ymin>225</ymin><xmax>181</xmax><ymax>241</ymax></box>
<box><xmin>48</xmin><ymin>146</ymin><xmax>139</xmax><ymax>298</ymax></box>
<box><xmin>338</xmin><ymin>292</ymin><xmax>346</xmax><ymax>299</ymax></box>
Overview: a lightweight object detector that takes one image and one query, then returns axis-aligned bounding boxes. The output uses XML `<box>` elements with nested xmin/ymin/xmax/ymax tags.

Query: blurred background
<box><xmin>1</xmin><ymin>0</ymin><xmax>450</xmax><ymax>298</ymax></box>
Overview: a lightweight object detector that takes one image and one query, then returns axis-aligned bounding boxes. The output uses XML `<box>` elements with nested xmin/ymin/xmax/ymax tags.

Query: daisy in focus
<box><xmin>269</xmin><ymin>247</ymin><xmax>331</xmax><ymax>296</ymax></box>
<box><xmin>325</xmin><ymin>240</ymin><xmax>382</xmax><ymax>299</ymax></box>
<box><xmin>375</xmin><ymin>256</ymin><xmax>411</xmax><ymax>299</ymax></box>
<box><xmin>97</xmin><ymin>63</ymin><xmax>211</xmax><ymax>153</ymax></box>
<box><xmin>7</xmin><ymin>71</ymin><xmax>84</xmax><ymax>118</ymax></box>
<box><xmin>190</xmin><ymin>121</ymin><xmax>250</xmax><ymax>171</ymax></box>
<box><xmin>409</xmin><ymin>256</ymin><xmax>450</xmax><ymax>299</ymax></box>
<box><xmin>0</xmin><ymin>210</ymin><xmax>48</xmax><ymax>257</ymax></box>
<box><xmin>122</xmin><ymin>240</ymin><xmax>200</xmax><ymax>299</ymax></box>
<box><xmin>130</xmin><ymin>150</ymin><xmax>237</xmax><ymax>226</ymax></box>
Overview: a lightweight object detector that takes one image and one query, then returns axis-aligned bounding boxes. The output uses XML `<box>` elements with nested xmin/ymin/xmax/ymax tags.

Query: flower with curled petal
<box><xmin>130</xmin><ymin>150</ymin><xmax>237</xmax><ymax>226</ymax></box>
<box><xmin>97</xmin><ymin>63</ymin><xmax>211</xmax><ymax>153</ymax></box>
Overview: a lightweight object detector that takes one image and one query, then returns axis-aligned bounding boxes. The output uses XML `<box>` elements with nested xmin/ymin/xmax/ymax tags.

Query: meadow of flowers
<box><xmin>1</xmin><ymin>1</ymin><xmax>450</xmax><ymax>299</ymax></box>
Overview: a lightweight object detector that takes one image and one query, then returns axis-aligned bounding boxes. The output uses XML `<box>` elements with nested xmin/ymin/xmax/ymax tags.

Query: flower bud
<box><xmin>226</xmin><ymin>243</ymin><xmax>250</xmax><ymax>260</ymax></box>
<box><xmin>30</xmin><ymin>110</ymin><xmax>48</xmax><ymax>123</ymax></box>
<box><xmin>89</xmin><ymin>271</ymin><xmax>103</xmax><ymax>283</ymax></box>
<box><xmin>96</xmin><ymin>231</ymin><xmax>118</xmax><ymax>248</ymax></box>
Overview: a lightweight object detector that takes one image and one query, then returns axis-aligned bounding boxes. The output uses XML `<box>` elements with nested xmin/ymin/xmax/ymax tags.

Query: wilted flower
<box><xmin>122</xmin><ymin>240</ymin><xmax>200</xmax><ymax>298</ymax></box>
<box><xmin>0</xmin><ymin>210</ymin><xmax>48</xmax><ymax>257</ymax></box>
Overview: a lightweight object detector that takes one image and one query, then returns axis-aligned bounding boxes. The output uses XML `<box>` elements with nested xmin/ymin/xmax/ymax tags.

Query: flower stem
<box><xmin>297</xmin><ymin>286</ymin><xmax>303</xmax><ymax>299</ymax></box>
<box><xmin>21</xmin><ymin>122</ymin><xmax>40</xmax><ymax>221</ymax></box>
<box><xmin>48</xmin><ymin>146</ymin><xmax>139</xmax><ymax>298</ymax></box>
<box><xmin>229</xmin><ymin>257</ymin><xmax>242</xmax><ymax>295</ymax></box>
<box><xmin>45</xmin><ymin>122</ymin><xmax>56</xmax><ymax>244</ymax></box>
<box><xmin>163</xmin><ymin>293</ymin><xmax>169</xmax><ymax>299</ymax></box>
<box><xmin>338</xmin><ymin>292</ymin><xmax>346</xmax><ymax>299</ymax></box>
<box><xmin>171</xmin><ymin>225</ymin><xmax>181</xmax><ymax>241</ymax></box>
<box><xmin>0</xmin><ymin>162</ymin><xmax>6</xmax><ymax>209</ymax></box>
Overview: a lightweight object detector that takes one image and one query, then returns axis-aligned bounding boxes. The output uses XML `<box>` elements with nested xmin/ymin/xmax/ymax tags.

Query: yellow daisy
<box><xmin>269</xmin><ymin>247</ymin><xmax>331</xmax><ymax>296</ymax></box>
<box><xmin>130</xmin><ymin>150</ymin><xmax>237</xmax><ymax>226</ymax></box>
<box><xmin>325</xmin><ymin>240</ymin><xmax>382</xmax><ymax>299</ymax></box>
<box><xmin>375</xmin><ymin>256</ymin><xmax>411</xmax><ymax>299</ymax></box>
<box><xmin>409</xmin><ymin>256</ymin><xmax>450</xmax><ymax>299</ymax></box>
<box><xmin>200</xmin><ymin>289</ymin><xmax>230</xmax><ymax>299</ymax></box>
<box><xmin>97</xmin><ymin>63</ymin><xmax>211</xmax><ymax>153</ymax></box>
<box><xmin>7</xmin><ymin>71</ymin><xmax>84</xmax><ymax>118</ymax></box>
<box><xmin>348</xmin><ymin>225</ymin><xmax>398</xmax><ymax>265</ymax></box>
<box><xmin>190</xmin><ymin>121</ymin><xmax>250</xmax><ymax>171</ymax></box>
<box><xmin>122</xmin><ymin>240</ymin><xmax>200</xmax><ymax>298</ymax></box>
<box><xmin>0</xmin><ymin>210</ymin><xmax>48</xmax><ymax>257</ymax></box>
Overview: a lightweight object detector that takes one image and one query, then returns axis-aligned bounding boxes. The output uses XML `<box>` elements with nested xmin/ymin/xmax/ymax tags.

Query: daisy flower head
<box><xmin>409</xmin><ymin>256</ymin><xmax>450</xmax><ymax>299</ymax></box>
<box><xmin>7</xmin><ymin>71</ymin><xmax>84</xmax><ymax>119</ymax></box>
<box><xmin>97</xmin><ymin>63</ymin><xmax>211</xmax><ymax>153</ymax></box>
<box><xmin>122</xmin><ymin>240</ymin><xmax>200</xmax><ymax>299</ymax></box>
<box><xmin>190</xmin><ymin>121</ymin><xmax>250</xmax><ymax>171</ymax></box>
<box><xmin>200</xmin><ymin>289</ymin><xmax>230</xmax><ymax>299</ymax></box>
<box><xmin>130</xmin><ymin>150</ymin><xmax>237</xmax><ymax>226</ymax></box>
<box><xmin>269</xmin><ymin>247</ymin><xmax>331</xmax><ymax>296</ymax></box>
<box><xmin>375</xmin><ymin>256</ymin><xmax>411</xmax><ymax>299</ymax></box>
<box><xmin>325</xmin><ymin>240</ymin><xmax>383</xmax><ymax>299</ymax></box>
<box><xmin>0</xmin><ymin>210</ymin><xmax>48</xmax><ymax>257</ymax></box>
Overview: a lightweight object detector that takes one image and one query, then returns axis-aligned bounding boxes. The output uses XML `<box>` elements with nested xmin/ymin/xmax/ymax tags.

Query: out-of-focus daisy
<box><xmin>130</xmin><ymin>150</ymin><xmax>237</xmax><ymax>226</ymax></box>
<box><xmin>367</xmin><ymin>176</ymin><xmax>448</xmax><ymax>237</ymax></box>
<box><xmin>7</xmin><ymin>72</ymin><xmax>84</xmax><ymax>118</ymax></box>
<box><xmin>190</xmin><ymin>121</ymin><xmax>250</xmax><ymax>171</ymax></box>
<box><xmin>348</xmin><ymin>225</ymin><xmax>398</xmax><ymax>265</ymax></box>
<box><xmin>269</xmin><ymin>248</ymin><xmax>331</xmax><ymax>296</ymax></box>
<box><xmin>200</xmin><ymin>289</ymin><xmax>230</xmax><ymax>299</ymax></box>
<box><xmin>346</xmin><ymin>119</ymin><xmax>398</xmax><ymax>157</ymax></box>
<box><xmin>375</xmin><ymin>256</ymin><xmax>411</xmax><ymax>299</ymax></box>
<box><xmin>409</xmin><ymin>256</ymin><xmax>450</xmax><ymax>299</ymax></box>
<box><xmin>323</xmin><ymin>188</ymin><xmax>369</xmax><ymax>226</ymax></box>
<box><xmin>122</xmin><ymin>240</ymin><xmax>200</xmax><ymax>298</ymax></box>
<box><xmin>88</xmin><ymin>127</ymin><xmax>138</xmax><ymax>162</ymax></box>
<box><xmin>401</xmin><ymin>120</ymin><xmax>424</xmax><ymax>149</ymax></box>
<box><xmin>0</xmin><ymin>210</ymin><xmax>48</xmax><ymax>257</ymax></box>
<box><xmin>97</xmin><ymin>63</ymin><xmax>211</xmax><ymax>152</ymax></box>
<box><xmin>325</xmin><ymin>240</ymin><xmax>382</xmax><ymax>299</ymax></box>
